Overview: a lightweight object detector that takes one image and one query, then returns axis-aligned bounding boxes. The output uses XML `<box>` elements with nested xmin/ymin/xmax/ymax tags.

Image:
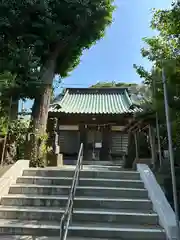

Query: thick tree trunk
<box><xmin>31</xmin><ymin>84</ymin><xmax>52</xmax><ymax>135</ymax></box>
<box><xmin>28</xmin><ymin>57</ymin><xmax>57</xmax><ymax>167</ymax></box>
<box><xmin>28</xmin><ymin>35</ymin><xmax>79</xmax><ymax>166</ymax></box>
<box><xmin>32</xmin><ymin>56</ymin><xmax>56</xmax><ymax>131</ymax></box>
<box><xmin>28</xmin><ymin>84</ymin><xmax>52</xmax><ymax>167</ymax></box>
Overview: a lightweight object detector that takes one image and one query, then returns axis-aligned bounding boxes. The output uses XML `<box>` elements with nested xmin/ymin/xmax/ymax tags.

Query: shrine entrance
<box><xmin>87</xmin><ymin>125</ymin><xmax>102</xmax><ymax>161</ymax></box>
<box><xmin>48</xmin><ymin>88</ymin><xmax>142</xmax><ymax>164</ymax></box>
<box><xmin>84</xmin><ymin>124</ymin><xmax>111</xmax><ymax>161</ymax></box>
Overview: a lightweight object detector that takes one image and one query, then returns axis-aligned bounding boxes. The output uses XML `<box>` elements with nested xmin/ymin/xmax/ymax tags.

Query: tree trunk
<box><xmin>28</xmin><ymin>35</ymin><xmax>79</xmax><ymax>166</ymax></box>
<box><xmin>10</xmin><ymin>97</ymin><xmax>18</xmax><ymax>121</ymax></box>
<box><xmin>29</xmin><ymin>57</ymin><xmax>56</xmax><ymax>167</ymax></box>
<box><xmin>31</xmin><ymin>84</ymin><xmax>52</xmax><ymax>135</ymax></box>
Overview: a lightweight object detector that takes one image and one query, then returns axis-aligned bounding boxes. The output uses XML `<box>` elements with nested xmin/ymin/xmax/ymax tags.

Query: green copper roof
<box><xmin>49</xmin><ymin>88</ymin><xmax>142</xmax><ymax>115</ymax></box>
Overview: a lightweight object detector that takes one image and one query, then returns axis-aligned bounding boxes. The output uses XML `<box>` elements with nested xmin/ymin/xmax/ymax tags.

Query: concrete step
<box><xmin>0</xmin><ymin>237</ymin><xmax>114</xmax><ymax>240</ymax></box>
<box><xmin>0</xmin><ymin>206</ymin><xmax>158</xmax><ymax>225</ymax></box>
<box><xmin>17</xmin><ymin>176</ymin><xmax>145</xmax><ymax>188</ymax></box>
<box><xmin>1</xmin><ymin>195</ymin><xmax>153</xmax><ymax>210</ymax></box>
<box><xmin>82</xmin><ymin>161</ymin><xmax>123</xmax><ymax>166</ymax></box>
<box><xmin>22</xmin><ymin>169</ymin><xmax>140</xmax><ymax>180</ymax></box>
<box><xmin>9</xmin><ymin>185</ymin><xmax>149</xmax><ymax>199</ymax></box>
<box><xmin>81</xmin><ymin>163</ymin><xmax>124</xmax><ymax>170</ymax></box>
<box><xmin>69</xmin><ymin>223</ymin><xmax>166</xmax><ymax>240</ymax></box>
<box><xmin>0</xmin><ymin>219</ymin><xmax>166</xmax><ymax>239</ymax></box>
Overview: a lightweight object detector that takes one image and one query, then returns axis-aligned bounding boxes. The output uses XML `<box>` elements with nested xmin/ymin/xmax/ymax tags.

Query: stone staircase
<box><xmin>0</xmin><ymin>167</ymin><xmax>167</xmax><ymax>239</ymax></box>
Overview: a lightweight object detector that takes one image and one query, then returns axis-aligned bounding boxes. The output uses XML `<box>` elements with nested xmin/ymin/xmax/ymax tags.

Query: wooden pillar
<box><xmin>148</xmin><ymin>124</ymin><xmax>156</xmax><ymax>167</ymax></box>
<box><xmin>134</xmin><ymin>131</ymin><xmax>139</xmax><ymax>160</ymax></box>
<box><xmin>79</xmin><ymin>124</ymin><xmax>87</xmax><ymax>160</ymax></box>
<box><xmin>101</xmin><ymin>125</ymin><xmax>110</xmax><ymax>161</ymax></box>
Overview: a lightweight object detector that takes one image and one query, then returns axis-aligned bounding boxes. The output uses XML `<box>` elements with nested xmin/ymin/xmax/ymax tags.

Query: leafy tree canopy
<box><xmin>90</xmin><ymin>81</ymin><xmax>151</xmax><ymax>102</ymax></box>
<box><xmin>134</xmin><ymin>2</ymin><xmax>180</xmax><ymax>110</ymax></box>
<box><xmin>134</xmin><ymin>1</ymin><xmax>180</xmax><ymax>147</ymax></box>
<box><xmin>0</xmin><ymin>0</ymin><xmax>115</xmax><ymax>99</ymax></box>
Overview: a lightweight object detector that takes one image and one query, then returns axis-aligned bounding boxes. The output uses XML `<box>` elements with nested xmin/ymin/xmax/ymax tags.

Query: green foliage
<box><xmin>0</xmin><ymin>0</ymin><xmax>115</xmax><ymax>99</ymax></box>
<box><xmin>0</xmin><ymin>115</ymin><xmax>30</xmax><ymax>161</ymax></box>
<box><xmin>91</xmin><ymin>81</ymin><xmax>137</xmax><ymax>88</ymax></box>
<box><xmin>0</xmin><ymin>72</ymin><xmax>17</xmax><ymax>107</ymax></box>
<box><xmin>8</xmin><ymin>119</ymin><xmax>29</xmax><ymax>159</ymax></box>
<box><xmin>29</xmin><ymin>132</ymin><xmax>48</xmax><ymax>168</ymax></box>
<box><xmin>125</xmin><ymin>132</ymin><xmax>151</xmax><ymax>169</ymax></box>
<box><xmin>91</xmin><ymin>81</ymin><xmax>117</xmax><ymax>88</ymax></box>
<box><xmin>0</xmin><ymin>0</ymin><xmax>116</xmax><ymax>165</ymax></box>
<box><xmin>8</xmin><ymin>119</ymin><xmax>29</xmax><ymax>143</ymax></box>
<box><xmin>0</xmin><ymin>117</ymin><xmax>8</xmax><ymax>136</ymax></box>
<box><xmin>134</xmin><ymin>2</ymin><xmax>180</xmax><ymax>149</ymax></box>
<box><xmin>91</xmin><ymin>81</ymin><xmax>152</xmax><ymax>103</ymax></box>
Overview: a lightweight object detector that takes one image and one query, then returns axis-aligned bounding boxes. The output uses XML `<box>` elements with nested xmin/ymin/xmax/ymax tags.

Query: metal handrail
<box><xmin>60</xmin><ymin>143</ymin><xmax>83</xmax><ymax>240</ymax></box>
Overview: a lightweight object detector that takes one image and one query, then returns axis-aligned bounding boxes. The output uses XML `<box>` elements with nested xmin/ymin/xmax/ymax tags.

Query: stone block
<box><xmin>0</xmin><ymin>160</ymin><xmax>30</xmax><ymax>200</ymax></box>
<box><xmin>57</xmin><ymin>154</ymin><xmax>63</xmax><ymax>166</ymax></box>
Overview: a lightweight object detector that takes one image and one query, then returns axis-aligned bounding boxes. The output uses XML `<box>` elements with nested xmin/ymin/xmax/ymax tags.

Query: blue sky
<box><xmin>59</xmin><ymin>0</ymin><xmax>172</xmax><ymax>88</ymax></box>
<box><xmin>22</xmin><ymin>0</ymin><xmax>172</xmax><ymax>112</ymax></box>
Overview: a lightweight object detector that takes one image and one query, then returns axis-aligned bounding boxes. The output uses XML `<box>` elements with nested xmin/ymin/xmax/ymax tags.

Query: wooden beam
<box><xmin>128</xmin><ymin>121</ymin><xmax>141</xmax><ymax>132</ymax></box>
